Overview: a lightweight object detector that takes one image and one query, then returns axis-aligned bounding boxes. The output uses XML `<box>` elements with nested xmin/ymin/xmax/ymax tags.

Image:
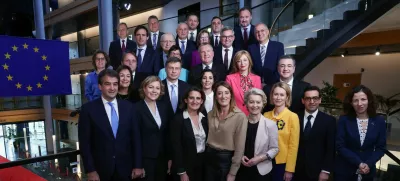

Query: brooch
<box><xmin>277</xmin><ymin>120</ymin><xmax>285</xmax><ymax>130</ymax></box>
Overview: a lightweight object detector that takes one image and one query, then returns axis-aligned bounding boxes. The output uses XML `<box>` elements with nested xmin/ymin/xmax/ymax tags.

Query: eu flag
<box><xmin>0</xmin><ymin>36</ymin><xmax>72</xmax><ymax>97</ymax></box>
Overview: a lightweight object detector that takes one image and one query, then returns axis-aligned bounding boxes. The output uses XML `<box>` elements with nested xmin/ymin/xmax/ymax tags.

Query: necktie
<box><xmin>121</xmin><ymin>40</ymin><xmax>126</xmax><ymax>52</ymax></box>
<box><xmin>190</xmin><ymin>32</ymin><xmax>195</xmax><ymax>41</ymax></box>
<box><xmin>152</xmin><ymin>33</ymin><xmax>157</xmax><ymax>50</ymax></box>
<box><xmin>205</xmin><ymin>65</ymin><xmax>210</xmax><ymax>70</ymax></box>
<box><xmin>261</xmin><ymin>45</ymin><xmax>266</xmax><ymax>66</ymax></box>
<box><xmin>180</xmin><ymin>41</ymin><xmax>186</xmax><ymax>54</ymax></box>
<box><xmin>137</xmin><ymin>49</ymin><xmax>143</xmax><ymax>72</ymax></box>
<box><xmin>215</xmin><ymin>36</ymin><xmax>219</xmax><ymax>47</ymax></box>
<box><xmin>170</xmin><ymin>85</ymin><xmax>178</xmax><ymax>113</ymax></box>
<box><xmin>304</xmin><ymin>115</ymin><xmax>313</xmax><ymax>138</ymax></box>
<box><xmin>224</xmin><ymin>49</ymin><xmax>229</xmax><ymax>70</ymax></box>
<box><xmin>108</xmin><ymin>102</ymin><xmax>119</xmax><ymax>138</ymax></box>
<box><xmin>243</xmin><ymin>27</ymin><xmax>248</xmax><ymax>48</ymax></box>
<box><xmin>163</xmin><ymin>53</ymin><xmax>168</xmax><ymax>67</ymax></box>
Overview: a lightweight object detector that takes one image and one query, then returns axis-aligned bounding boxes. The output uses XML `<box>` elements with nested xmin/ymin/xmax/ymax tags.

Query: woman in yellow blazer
<box><xmin>264</xmin><ymin>82</ymin><xmax>300</xmax><ymax>181</ymax></box>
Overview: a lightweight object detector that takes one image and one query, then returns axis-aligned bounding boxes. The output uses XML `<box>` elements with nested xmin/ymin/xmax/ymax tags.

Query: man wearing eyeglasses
<box><xmin>159</xmin><ymin>33</ymin><xmax>176</xmax><ymax>69</ymax></box>
<box><xmin>213</xmin><ymin>27</ymin><xmax>238</xmax><ymax>73</ymax></box>
<box><xmin>294</xmin><ymin>86</ymin><xmax>336</xmax><ymax>181</ymax></box>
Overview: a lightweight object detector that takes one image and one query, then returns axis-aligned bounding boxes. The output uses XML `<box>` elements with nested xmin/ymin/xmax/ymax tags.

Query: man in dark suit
<box><xmin>248</xmin><ymin>23</ymin><xmax>284</xmax><ymax>85</ymax></box>
<box><xmin>233</xmin><ymin>7</ymin><xmax>257</xmax><ymax>50</ymax></box>
<box><xmin>78</xmin><ymin>69</ymin><xmax>143</xmax><ymax>181</ymax></box>
<box><xmin>160</xmin><ymin>57</ymin><xmax>191</xmax><ymax>119</ymax></box>
<box><xmin>134</xmin><ymin>25</ymin><xmax>160</xmax><ymax>75</ymax></box>
<box><xmin>121</xmin><ymin>50</ymin><xmax>149</xmax><ymax>102</ymax></box>
<box><xmin>186</xmin><ymin>14</ymin><xmax>200</xmax><ymax>43</ymax></box>
<box><xmin>159</xmin><ymin>33</ymin><xmax>176</xmax><ymax>69</ymax></box>
<box><xmin>210</xmin><ymin>16</ymin><xmax>223</xmax><ymax>48</ymax></box>
<box><xmin>263</xmin><ymin>55</ymin><xmax>310</xmax><ymax>113</ymax></box>
<box><xmin>295</xmin><ymin>86</ymin><xmax>336</xmax><ymax>181</ymax></box>
<box><xmin>147</xmin><ymin>15</ymin><xmax>165</xmax><ymax>51</ymax></box>
<box><xmin>213</xmin><ymin>27</ymin><xmax>238</xmax><ymax>74</ymax></box>
<box><xmin>176</xmin><ymin>23</ymin><xmax>197</xmax><ymax>69</ymax></box>
<box><xmin>109</xmin><ymin>22</ymin><xmax>136</xmax><ymax>69</ymax></box>
<box><xmin>189</xmin><ymin>44</ymin><xmax>227</xmax><ymax>85</ymax></box>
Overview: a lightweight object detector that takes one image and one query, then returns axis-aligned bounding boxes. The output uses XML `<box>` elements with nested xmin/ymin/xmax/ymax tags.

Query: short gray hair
<box><xmin>244</xmin><ymin>88</ymin><xmax>268</xmax><ymax>107</ymax></box>
<box><xmin>161</xmin><ymin>33</ymin><xmax>175</xmax><ymax>41</ymax></box>
<box><xmin>221</xmin><ymin>26</ymin><xmax>234</xmax><ymax>35</ymax></box>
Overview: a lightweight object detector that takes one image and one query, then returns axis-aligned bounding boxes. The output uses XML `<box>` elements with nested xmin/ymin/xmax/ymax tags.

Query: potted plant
<box><xmin>320</xmin><ymin>81</ymin><xmax>342</xmax><ymax>117</ymax></box>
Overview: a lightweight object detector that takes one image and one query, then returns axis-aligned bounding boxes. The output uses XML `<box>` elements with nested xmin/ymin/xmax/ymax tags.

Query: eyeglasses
<box><xmin>96</xmin><ymin>57</ymin><xmax>106</xmax><ymax>61</ymax></box>
<box><xmin>161</xmin><ymin>40</ymin><xmax>175</xmax><ymax>44</ymax></box>
<box><xmin>303</xmin><ymin>96</ymin><xmax>321</xmax><ymax>102</ymax></box>
<box><xmin>221</xmin><ymin>35</ymin><xmax>234</xmax><ymax>39</ymax></box>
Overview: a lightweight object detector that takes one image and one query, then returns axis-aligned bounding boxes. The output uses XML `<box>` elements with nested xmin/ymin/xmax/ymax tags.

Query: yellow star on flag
<box><xmin>16</xmin><ymin>82</ymin><xmax>22</xmax><ymax>89</ymax></box>
<box><xmin>12</xmin><ymin>45</ymin><xmax>18</xmax><ymax>52</ymax></box>
<box><xmin>7</xmin><ymin>74</ymin><xmax>13</xmax><ymax>81</ymax></box>
<box><xmin>4</xmin><ymin>52</ymin><xmax>11</xmax><ymax>59</ymax></box>
<box><xmin>43</xmin><ymin>75</ymin><xmax>48</xmax><ymax>81</ymax></box>
<box><xmin>27</xmin><ymin>85</ymin><xmax>33</xmax><ymax>91</ymax></box>
<box><xmin>33</xmin><ymin>47</ymin><xmax>39</xmax><ymax>53</ymax></box>
<box><xmin>45</xmin><ymin>65</ymin><xmax>50</xmax><ymax>71</ymax></box>
<box><xmin>37</xmin><ymin>82</ymin><xmax>42</xmax><ymax>88</ymax></box>
<box><xmin>23</xmin><ymin>43</ymin><xmax>29</xmax><ymax>49</ymax></box>
<box><xmin>41</xmin><ymin>55</ymin><xmax>47</xmax><ymax>61</ymax></box>
<box><xmin>2</xmin><ymin>63</ymin><xmax>8</xmax><ymax>70</ymax></box>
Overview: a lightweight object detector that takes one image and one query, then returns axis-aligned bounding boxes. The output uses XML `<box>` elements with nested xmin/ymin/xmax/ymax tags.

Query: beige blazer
<box><xmin>254</xmin><ymin>115</ymin><xmax>279</xmax><ymax>175</ymax></box>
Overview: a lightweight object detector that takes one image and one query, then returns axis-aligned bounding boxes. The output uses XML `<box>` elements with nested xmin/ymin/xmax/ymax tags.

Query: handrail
<box><xmin>0</xmin><ymin>150</ymin><xmax>80</xmax><ymax>169</ymax></box>
<box><xmin>384</xmin><ymin>149</ymin><xmax>400</xmax><ymax>165</ymax></box>
<box><xmin>270</xmin><ymin>0</ymin><xmax>295</xmax><ymax>37</ymax></box>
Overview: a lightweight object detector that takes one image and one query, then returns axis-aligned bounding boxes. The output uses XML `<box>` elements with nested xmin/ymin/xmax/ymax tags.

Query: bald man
<box><xmin>248</xmin><ymin>23</ymin><xmax>284</xmax><ymax>85</ymax></box>
<box><xmin>159</xmin><ymin>33</ymin><xmax>176</xmax><ymax>68</ymax></box>
<box><xmin>175</xmin><ymin>23</ymin><xmax>197</xmax><ymax>69</ymax></box>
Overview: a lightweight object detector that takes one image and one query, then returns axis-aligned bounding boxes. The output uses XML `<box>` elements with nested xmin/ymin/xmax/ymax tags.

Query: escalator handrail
<box><xmin>384</xmin><ymin>149</ymin><xmax>400</xmax><ymax>165</ymax></box>
<box><xmin>270</xmin><ymin>0</ymin><xmax>295</xmax><ymax>38</ymax></box>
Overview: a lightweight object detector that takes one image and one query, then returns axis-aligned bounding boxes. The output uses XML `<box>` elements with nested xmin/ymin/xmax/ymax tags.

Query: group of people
<box><xmin>79</xmin><ymin>7</ymin><xmax>386</xmax><ymax>181</ymax></box>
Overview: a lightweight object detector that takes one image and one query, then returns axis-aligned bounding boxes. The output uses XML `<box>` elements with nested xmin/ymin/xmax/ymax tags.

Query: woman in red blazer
<box><xmin>226</xmin><ymin>50</ymin><xmax>262</xmax><ymax>115</ymax></box>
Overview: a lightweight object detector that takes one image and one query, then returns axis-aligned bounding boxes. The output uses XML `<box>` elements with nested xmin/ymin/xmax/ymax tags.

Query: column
<box><xmin>98</xmin><ymin>0</ymin><xmax>113</xmax><ymax>53</ymax></box>
<box><xmin>239</xmin><ymin>0</ymin><xmax>245</xmax><ymax>8</ymax></box>
<box><xmin>34</xmin><ymin>0</ymin><xmax>54</xmax><ymax>153</ymax></box>
<box><xmin>77</xmin><ymin>31</ymin><xmax>86</xmax><ymax>57</ymax></box>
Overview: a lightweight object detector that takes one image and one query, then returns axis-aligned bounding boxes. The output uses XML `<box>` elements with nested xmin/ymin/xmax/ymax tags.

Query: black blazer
<box><xmin>135</xmin><ymin>100</ymin><xmax>169</xmax><ymax>159</ymax></box>
<box><xmin>213</xmin><ymin>46</ymin><xmax>239</xmax><ymax>73</ymax></box>
<box><xmin>295</xmin><ymin>110</ymin><xmax>336</xmax><ymax>179</ymax></box>
<box><xmin>109</xmin><ymin>39</ymin><xmax>136</xmax><ymax>69</ymax></box>
<box><xmin>262</xmin><ymin>79</ymin><xmax>311</xmax><ymax>113</ymax></box>
<box><xmin>78</xmin><ymin>98</ymin><xmax>141</xmax><ymax>180</ymax></box>
<box><xmin>176</xmin><ymin>39</ymin><xmax>197</xmax><ymax>69</ymax></box>
<box><xmin>147</xmin><ymin>31</ymin><xmax>165</xmax><ymax>50</ymax></box>
<box><xmin>188</xmin><ymin>63</ymin><xmax>227</xmax><ymax>86</ymax></box>
<box><xmin>134</xmin><ymin>46</ymin><xmax>161</xmax><ymax>75</ymax></box>
<box><xmin>233</xmin><ymin>25</ymin><xmax>257</xmax><ymax>50</ymax></box>
<box><xmin>129</xmin><ymin>72</ymin><xmax>149</xmax><ymax>103</ymax></box>
<box><xmin>170</xmin><ymin>111</ymin><xmax>209</xmax><ymax>175</ymax></box>
<box><xmin>210</xmin><ymin>34</ymin><xmax>221</xmax><ymax>48</ymax></box>
<box><xmin>160</xmin><ymin>80</ymin><xmax>191</xmax><ymax>119</ymax></box>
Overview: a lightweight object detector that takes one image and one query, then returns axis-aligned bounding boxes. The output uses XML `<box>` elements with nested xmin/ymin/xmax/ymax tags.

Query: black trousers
<box><xmin>108</xmin><ymin>168</ymin><xmax>131</xmax><ymax>181</ymax></box>
<box><xmin>236</xmin><ymin>164</ymin><xmax>271</xmax><ymax>181</ymax></box>
<box><xmin>139</xmin><ymin>156</ymin><xmax>167</xmax><ymax>181</ymax></box>
<box><xmin>294</xmin><ymin>165</ymin><xmax>319</xmax><ymax>181</ymax></box>
<box><xmin>204</xmin><ymin>146</ymin><xmax>234</xmax><ymax>181</ymax></box>
<box><xmin>173</xmin><ymin>152</ymin><xmax>206</xmax><ymax>181</ymax></box>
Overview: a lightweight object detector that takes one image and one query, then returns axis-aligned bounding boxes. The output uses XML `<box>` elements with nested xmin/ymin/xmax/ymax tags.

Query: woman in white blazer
<box><xmin>236</xmin><ymin>88</ymin><xmax>279</xmax><ymax>181</ymax></box>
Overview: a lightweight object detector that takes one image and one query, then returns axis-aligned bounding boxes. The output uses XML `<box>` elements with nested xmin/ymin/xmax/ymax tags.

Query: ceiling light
<box><xmin>308</xmin><ymin>14</ymin><xmax>314</xmax><ymax>19</ymax></box>
<box><xmin>341</xmin><ymin>49</ymin><xmax>348</xmax><ymax>57</ymax></box>
<box><xmin>375</xmin><ymin>46</ymin><xmax>380</xmax><ymax>56</ymax></box>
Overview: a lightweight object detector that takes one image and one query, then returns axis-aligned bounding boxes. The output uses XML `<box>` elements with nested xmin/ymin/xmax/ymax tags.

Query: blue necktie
<box><xmin>170</xmin><ymin>84</ymin><xmax>178</xmax><ymax>113</ymax></box>
<box><xmin>108</xmin><ymin>102</ymin><xmax>119</xmax><ymax>138</ymax></box>
<box><xmin>163</xmin><ymin>53</ymin><xmax>168</xmax><ymax>67</ymax></box>
<box><xmin>180</xmin><ymin>41</ymin><xmax>186</xmax><ymax>54</ymax></box>
<box><xmin>137</xmin><ymin>49</ymin><xmax>143</xmax><ymax>71</ymax></box>
<box><xmin>152</xmin><ymin>33</ymin><xmax>157</xmax><ymax>50</ymax></box>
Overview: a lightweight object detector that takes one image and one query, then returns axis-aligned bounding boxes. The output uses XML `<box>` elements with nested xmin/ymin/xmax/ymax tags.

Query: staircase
<box><xmin>270</xmin><ymin>0</ymin><xmax>400</xmax><ymax>79</ymax></box>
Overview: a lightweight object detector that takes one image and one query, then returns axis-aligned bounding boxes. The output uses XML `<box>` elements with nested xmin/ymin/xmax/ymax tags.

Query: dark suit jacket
<box><xmin>78</xmin><ymin>98</ymin><xmax>141</xmax><ymax>180</ymax></box>
<box><xmin>188</xmin><ymin>63</ymin><xmax>227</xmax><ymax>86</ymax></box>
<box><xmin>248</xmin><ymin>41</ymin><xmax>284</xmax><ymax>85</ymax></box>
<box><xmin>233</xmin><ymin>25</ymin><xmax>257</xmax><ymax>50</ymax></box>
<box><xmin>295</xmin><ymin>110</ymin><xmax>336</xmax><ymax>179</ymax></box>
<box><xmin>134</xmin><ymin>46</ymin><xmax>161</xmax><ymax>75</ymax></box>
<box><xmin>129</xmin><ymin>72</ymin><xmax>149</xmax><ymax>103</ymax></box>
<box><xmin>147</xmin><ymin>31</ymin><xmax>165</xmax><ymax>50</ymax></box>
<box><xmin>176</xmin><ymin>39</ymin><xmax>197</xmax><ymax>69</ymax></box>
<box><xmin>160</xmin><ymin>80</ymin><xmax>191</xmax><ymax>120</ymax></box>
<box><xmin>210</xmin><ymin>34</ymin><xmax>221</xmax><ymax>48</ymax></box>
<box><xmin>109</xmin><ymin>39</ymin><xmax>136</xmax><ymax>69</ymax></box>
<box><xmin>262</xmin><ymin>79</ymin><xmax>310</xmax><ymax>113</ymax></box>
<box><xmin>170</xmin><ymin>111</ymin><xmax>209</xmax><ymax>175</ymax></box>
<box><xmin>213</xmin><ymin>46</ymin><xmax>239</xmax><ymax>73</ymax></box>
<box><xmin>135</xmin><ymin>100</ymin><xmax>169</xmax><ymax>159</ymax></box>
<box><xmin>335</xmin><ymin>115</ymin><xmax>386</xmax><ymax>178</ymax></box>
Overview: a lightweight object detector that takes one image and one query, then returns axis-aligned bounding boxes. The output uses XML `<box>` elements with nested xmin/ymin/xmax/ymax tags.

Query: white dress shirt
<box><xmin>167</xmin><ymin>79</ymin><xmax>179</xmax><ymax>100</ymax></box>
<box><xmin>202</xmin><ymin>62</ymin><xmax>213</xmax><ymax>70</ymax></box>
<box><xmin>280</xmin><ymin>77</ymin><xmax>294</xmax><ymax>91</ymax></box>
<box><xmin>204</xmin><ymin>91</ymin><xmax>214</xmax><ymax>113</ymax></box>
<box><xmin>136</xmin><ymin>44</ymin><xmax>147</xmax><ymax>59</ymax></box>
<box><xmin>144</xmin><ymin>100</ymin><xmax>162</xmax><ymax>128</ymax></box>
<box><xmin>240</xmin><ymin>24</ymin><xmax>251</xmax><ymax>38</ymax></box>
<box><xmin>101</xmin><ymin>96</ymin><xmax>119</xmax><ymax>126</ymax></box>
<box><xmin>222</xmin><ymin>46</ymin><xmax>234</xmax><ymax>68</ymax></box>
<box><xmin>259</xmin><ymin>40</ymin><xmax>269</xmax><ymax>66</ymax></box>
<box><xmin>150</xmin><ymin>31</ymin><xmax>159</xmax><ymax>45</ymax></box>
<box><xmin>132</xmin><ymin>71</ymin><xmax>136</xmax><ymax>82</ymax></box>
<box><xmin>303</xmin><ymin>109</ymin><xmax>318</xmax><ymax>129</ymax></box>
<box><xmin>183</xmin><ymin>110</ymin><xmax>206</xmax><ymax>153</ymax></box>
<box><xmin>120</xmin><ymin>38</ymin><xmax>128</xmax><ymax>48</ymax></box>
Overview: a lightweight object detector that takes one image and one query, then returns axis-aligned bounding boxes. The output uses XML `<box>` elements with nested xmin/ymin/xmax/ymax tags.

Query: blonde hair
<box><xmin>231</xmin><ymin>50</ymin><xmax>253</xmax><ymax>74</ymax></box>
<box><xmin>270</xmin><ymin>82</ymin><xmax>292</xmax><ymax>107</ymax></box>
<box><xmin>139</xmin><ymin>76</ymin><xmax>165</xmax><ymax>99</ymax></box>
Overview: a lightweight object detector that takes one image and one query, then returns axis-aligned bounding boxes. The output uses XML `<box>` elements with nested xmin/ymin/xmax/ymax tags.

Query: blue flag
<box><xmin>0</xmin><ymin>36</ymin><xmax>72</xmax><ymax>97</ymax></box>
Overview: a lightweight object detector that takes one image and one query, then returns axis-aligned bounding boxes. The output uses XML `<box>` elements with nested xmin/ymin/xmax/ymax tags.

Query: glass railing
<box><xmin>375</xmin><ymin>149</ymin><xmax>400</xmax><ymax>180</ymax></box>
<box><xmin>0</xmin><ymin>96</ymin><xmax>43</xmax><ymax>111</ymax></box>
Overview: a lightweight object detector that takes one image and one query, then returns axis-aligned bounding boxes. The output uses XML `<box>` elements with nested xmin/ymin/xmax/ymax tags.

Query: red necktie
<box><xmin>243</xmin><ymin>27</ymin><xmax>248</xmax><ymax>48</ymax></box>
<box><xmin>122</xmin><ymin>40</ymin><xmax>126</xmax><ymax>52</ymax></box>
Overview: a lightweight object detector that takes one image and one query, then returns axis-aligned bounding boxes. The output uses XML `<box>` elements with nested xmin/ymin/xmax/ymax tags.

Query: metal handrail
<box><xmin>270</xmin><ymin>0</ymin><xmax>295</xmax><ymax>38</ymax></box>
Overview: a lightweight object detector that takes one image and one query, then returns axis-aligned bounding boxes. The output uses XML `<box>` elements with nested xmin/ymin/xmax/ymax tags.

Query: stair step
<box><xmin>343</xmin><ymin>10</ymin><xmax>363</xmax><ymax>21</ymax></box>
<box><xmin>316</xmin><ymin>29</ymin><xmax>333</xmax><ymax>40</ymax></box>
<box><xmin>305</xmin><ymin>37</ymin><xmax>323</xmax><ymax>49</ymax></box>
<box><xmin>330</xmin><ymin>20</ymin><xmax>347</xmax><ymax>32</ymax></box>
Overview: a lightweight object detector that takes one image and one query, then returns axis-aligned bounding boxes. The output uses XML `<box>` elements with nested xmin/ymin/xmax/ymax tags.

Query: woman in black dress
<box><xmin>116</xmin><ymin>65</ymin><xmax>132</xmax><ymax>100</ymax></box>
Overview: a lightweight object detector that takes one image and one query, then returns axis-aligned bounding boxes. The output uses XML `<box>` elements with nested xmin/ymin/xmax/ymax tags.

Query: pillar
<box><xmin>98</xmin><ymin>0</ymin><xmax>113</xmax><ymax>53</ymax></box>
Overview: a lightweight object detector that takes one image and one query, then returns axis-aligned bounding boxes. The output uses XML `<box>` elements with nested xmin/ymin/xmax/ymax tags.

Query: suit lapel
<box><xmin>232</xmin><ymin>74</ymin><xmax>245</xmax><ymax>101</ymax></box>
<box><xmin>184</xmin><ymin>117</ymin><xmax>197</xmax><ymax>151</ymax></box>
<box><xmin>298</xmin><ymin>111</ymin><xmax>305</xmax><ymax>135</ymax></box>
<box><xmin>116</xmin><ymin>40</ymin><xmax>122</xmax><ymax>53</ymax></box>
<box><xmin>362</xmin><ymin>117</ymin><xmax>375</xmax><ymax>149</ymax></box>
<box><xmin>116</xmin><ymin>100</ymin><xmax>125</xmax><ymax>138</ymax></box>
<box><xmin>350</xmin><ymin>117</ymin><xmax>362</xmax><ymax>147</ymax></box>
<box><xmin>163</xmin><ymin>81</ymin><xmax>172</xmax><ymax>109</ymax></box>
<box><xmin>157</xmin><ymin>102</ymin><xmax>166</xmax><ymax>130</ymax></box>
<box><xmin>254</xmin><ymin>117</ymin><xmax>265</xmax><ymax>154</ymax></box>
<box><xmin>94</xmin><ymin>99</ymin><xmax>115</xmax><ymax>138</ymax></box>
<box><xmin>141</xmin><ymin>100</ymin><xmax>161</xmax><ymax>129</ymax></box>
